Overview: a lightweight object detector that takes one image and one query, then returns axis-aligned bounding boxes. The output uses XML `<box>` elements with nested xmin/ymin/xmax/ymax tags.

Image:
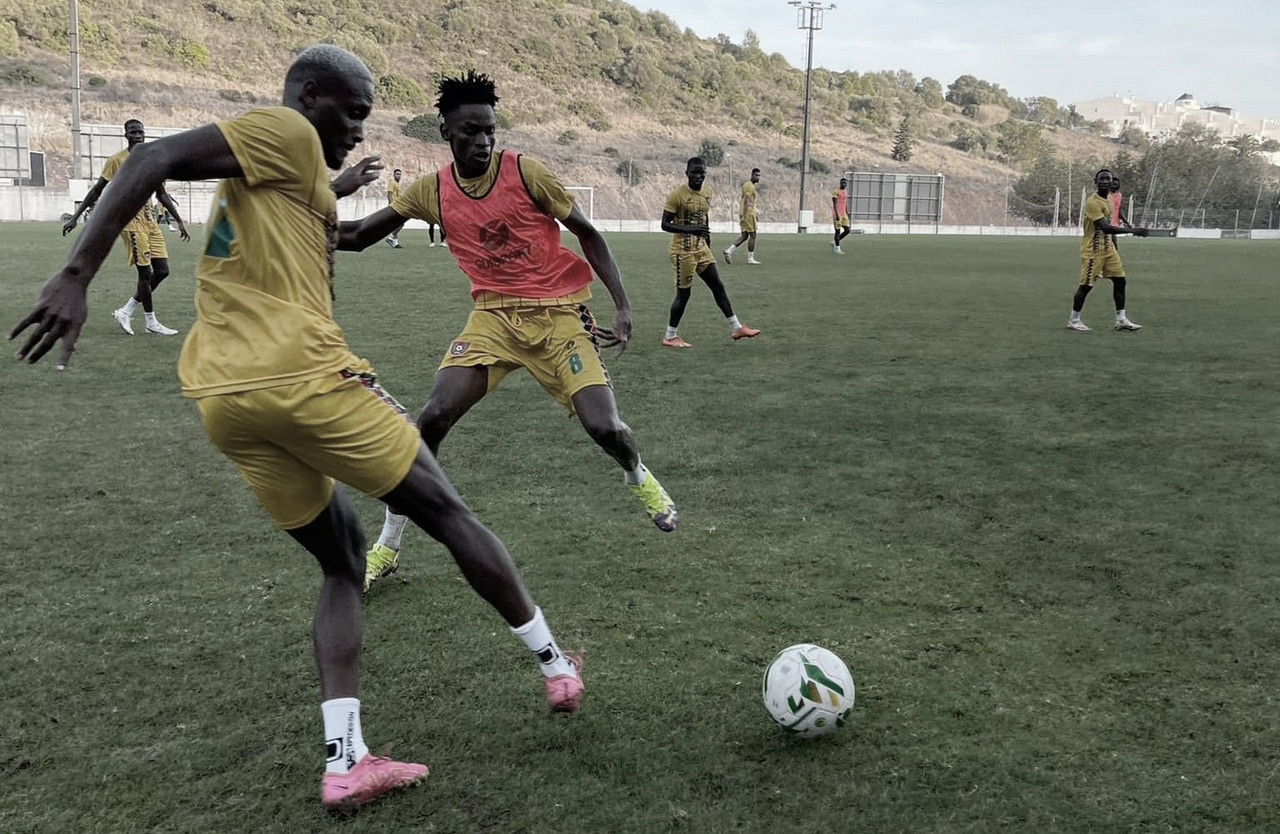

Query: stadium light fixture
<box><xmin>790</xmin><ymin>0</ymin><xmax>836</xmax><ymax>233</ymax></box>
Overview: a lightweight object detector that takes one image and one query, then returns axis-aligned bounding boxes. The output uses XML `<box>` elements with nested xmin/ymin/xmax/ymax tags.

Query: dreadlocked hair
<box><xmin>436</xmin><ymin>70</ymin><xmax>499</xmax><ymax>115</ymax></box>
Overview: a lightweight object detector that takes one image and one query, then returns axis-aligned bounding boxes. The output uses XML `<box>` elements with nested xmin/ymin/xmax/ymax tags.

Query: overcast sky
<box><xmin>638</xmin><ymin>0</ymin><xmax>1279</xmax><ymax>119</ymax></box>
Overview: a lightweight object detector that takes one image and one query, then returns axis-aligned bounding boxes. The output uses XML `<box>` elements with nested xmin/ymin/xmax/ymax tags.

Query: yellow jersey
<box><xmin>100</xmin><ymin>149</ymin><xmax>158</xmax><ymax>233</ymax></box>
<box><xmin>1080</xmin><ymin>192</ymin><xmax>1115</xmax><ymax>256</ymax></box>
<box><xmin>664</xmin><ymin>184</ymin><xmax>712</xmax><ymax>253</ymax></box>
<box><xmin>386</xmin><ymin>178</ymin><xmax>401</xmax><ymax>203</ymax></box>
<box><xmin>740</xmin><ymin>181</ymin><xmax>757</xmax><ymax>219</ymax></box>
<box><xmin>178</xmin><ymin>106</ymin><xmax>364</xmax><ymax>398</ymax></box>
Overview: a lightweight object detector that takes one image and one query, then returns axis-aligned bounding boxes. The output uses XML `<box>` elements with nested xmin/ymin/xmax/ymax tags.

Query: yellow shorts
<box><xmin>196</xmin><ymin>369</ymin><xmax>420</xmax><ymax>529</ymax></box>
<box><xmin>121</xmin><ymin>227</ymin><xmax>168</xmax><ymax>267</ymax></box>
<box><xmin>439</xmin><ymin>304</ymin><xmax>611</xmax><ymax>414</ymax></box>
<box><xmin>833</xmin><ymin>214</ymin><xmax>850</xmax><ymax>229</ymax></box>
<box><xmin>669</xmin><ymin>247</ymin><xmax>715</xmax><ymax>289</ymax></box>
<box><xmin>1079</xmin><ymin>250</ymin><xmax>1125</xmax><ymax>286</ymax></box>
<box><xmin>739</xmin><ymin>214</ymin><xmax>757</xmax><ymax>234</ymax></box>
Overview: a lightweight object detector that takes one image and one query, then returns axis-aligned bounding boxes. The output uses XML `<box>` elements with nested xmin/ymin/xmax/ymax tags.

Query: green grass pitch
<box><xmin>2</xmin><ymin>224</ymin><xmax>1277</xmax><ymax>833</ymax></box>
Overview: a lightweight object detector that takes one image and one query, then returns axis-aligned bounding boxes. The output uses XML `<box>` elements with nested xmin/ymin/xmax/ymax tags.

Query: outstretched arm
<box><xmin>337</xmin><ymin>206</ymin><xmax>409</xmax><ymax>251</ymax></box>
<box><xmin>155</xmin><ymin>186</ymin><xmax>191</xmax><ymax>241</ymax></box>
<box><xmin>62</xmin><ymin>177</ymin><xmax>108</xmax><ymax>236</ymax></box>
<box><xmin>660</xmin><ymin>209</ymin><xmax>710</xmax><ymax>242</ymax></box>
<box><xmin>1096</xmin><ymin>216</ymin><xmax>1146</xmax><ymax>236</ymax></box>
<box><xmin>564</xmin><ymin>204</ymin><xmax>630</xmax><ymax>354</ymax></box>
<box><xmin>10</xmin><ymin>125</ymin><xmax>242</xmax><ymax>368</ymax></box>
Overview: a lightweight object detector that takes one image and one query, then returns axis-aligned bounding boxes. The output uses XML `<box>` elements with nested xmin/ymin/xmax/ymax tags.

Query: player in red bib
<box><xmin>339</xmin><ymin>71</ymin><xmax>678</xmax><ymax>592</ymax></box>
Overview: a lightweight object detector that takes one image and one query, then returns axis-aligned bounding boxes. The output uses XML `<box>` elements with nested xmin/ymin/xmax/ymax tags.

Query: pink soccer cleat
<box><xmin>321</xmin><ymin>754</ymin><xmax>429</xmax><ymax>809</ymax></box>
<box><xmin>544</xmin><ymin>652</ymin><xmax>585</xmax><ymax>714</ymax></box>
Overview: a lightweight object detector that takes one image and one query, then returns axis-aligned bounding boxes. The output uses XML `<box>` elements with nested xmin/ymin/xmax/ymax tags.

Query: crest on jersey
<box><xmin>450</xmin><ymin>340</ymin><xmax>471</xmax><ymax>356</ymax></box>
<box><xmin>478</xmin><ymin>220</ymin><xmax>512</xmax><ymax>251</ymax></box>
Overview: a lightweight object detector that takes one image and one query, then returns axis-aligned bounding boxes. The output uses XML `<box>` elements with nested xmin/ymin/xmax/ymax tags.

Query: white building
<box><xmin>1073</xmin><ymin>93</ymin><xmax>1280</xmax><ymax>144</ymax></box>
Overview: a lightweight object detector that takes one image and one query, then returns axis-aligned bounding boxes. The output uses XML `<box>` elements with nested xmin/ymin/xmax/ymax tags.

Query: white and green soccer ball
<box><xmin>762</xmin><ymin>644</ymin><xmax>855</xmax><ymax>736</ymax></box>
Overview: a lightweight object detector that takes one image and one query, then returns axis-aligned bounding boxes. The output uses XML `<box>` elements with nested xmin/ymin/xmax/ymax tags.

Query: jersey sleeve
<box><xmin>517</xmin><ymin>156</ymin><xmax>574</xmax><ymax>220</ymax></box>
<box><xmin>663</xmin><ymin>189</ymin><xmax>680</xmax><ymax>215</ymax></box>
<box><xmin>392</xmin><ymin>174</ymin><xmax>440</xmax><ymax>223</ymax></box>
<box><xmin>1084</xmin><ymin>196</ymin><xmax>1107</xmax><ymax>223</ymax></box>
<box><xmin>99</xmin><ymin>152</ymin><xmax>123</xmax><ymax>182</ymax></box>
<box><xmin>215</xmin><ymin>108</ymin><xmax>320</xmax><ymax>189</ymax></box>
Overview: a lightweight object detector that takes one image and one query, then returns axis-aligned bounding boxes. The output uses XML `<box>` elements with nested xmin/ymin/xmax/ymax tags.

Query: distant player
<box><xmin>334</xmin><ymin>70</ymin><xmax>679</xmax><ymax>590</ymax></box>
<box><xmin>1067</xmin><ymin>169</ymin><xmax>1149</xmax><ymax>332</ymax></box>
<box><xmin>831</xmin><ymin>177</ymin><xmax>851</xmax><ymax>254</ymax></box>
<box><xmin>61</xmin><ymin>118</ymin><xmax>191</xmax><ymax>335</ymax></box>
<box><xmin>384</xmin><ymin>168</ymin><xmax>405</xmax><ymax>248</ymax></box>
<box><xmin>1108</xmin><ymin>177</ymin><xmax>1130</xmax><ymax>247</ymax></box>
<box><xmin>660</xmin><ymin>157</ymin><xmax>760</xmax><ymax>348</ymax></box>
<box><xmin>722</xmin><ymin>167</ymin><xmax>761</xmax><ymax>265</ymax></box>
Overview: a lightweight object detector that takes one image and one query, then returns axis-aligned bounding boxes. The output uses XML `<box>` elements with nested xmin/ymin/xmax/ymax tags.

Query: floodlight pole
<box><xmin>69</xmin><ymin>0</ymin><xmax>82</xmax><ymax>178</ymax></box>
<box><xmin>790</xmin><ymin>1</ymin><xmax>835</xmax><ymax>233</ymax></box>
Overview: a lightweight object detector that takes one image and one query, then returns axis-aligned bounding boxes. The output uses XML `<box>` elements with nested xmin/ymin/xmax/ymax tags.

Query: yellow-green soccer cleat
<box><xmin>363</xmin><ymin>543</ymin><xmax>399</xmax><ymax>593</ymax></box>
<box><xmin>628</xmin><ymin>467</ymin><xmax>678</xmax><ymax>532</ymax></box>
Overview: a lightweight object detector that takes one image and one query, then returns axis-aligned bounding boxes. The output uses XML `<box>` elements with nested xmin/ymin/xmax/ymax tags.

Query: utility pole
<box><xmin>790</xmin><ymin>1</ymin><xmax>836</xmax><ymax>233</ymax></box>
<box><xmin>69</xmin><ymin>0</ymin><xmax>82</xmax><ymax>178</ymax></box>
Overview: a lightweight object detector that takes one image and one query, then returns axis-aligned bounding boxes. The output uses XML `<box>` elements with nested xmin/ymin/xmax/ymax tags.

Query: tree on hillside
<box><xmin>698</xmin><ymin>138</ymin><xmax>726</xmax><ymax>166</ymax></box>
<box><xmin>891</xmin><ymin>117</ymin><xmax>915</xmax><ymax>162</ymax></box>
<box><xmin>915</xmin><ymin>76</ymin><xmax>944</xmax><ymax>109</ymax></box>
<box><xmin>995</xmin><ymin>120</ymin><xmax>1044</xmax><ymax>167</ymax></box>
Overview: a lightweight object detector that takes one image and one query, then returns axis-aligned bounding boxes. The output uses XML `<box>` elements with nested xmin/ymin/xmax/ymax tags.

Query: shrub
<box><xmin>1</xmin><ymin>64</ymin><xmax>51</xmax><ymax>85</ymax></box>
<box><xmin>402</xmin><ymin>113</ymin><xmax>445</xmax><ymax>143</ymax></box>
<box><xmin>603</xmin><ymin>147</ymin><xmax>619</xmax><ymax>158</ymax></box>
<box><xmin>0</xmin><ymin>21</ymin><xmax>20</xmax><ymax>58</ymax></box>
<box><xmin>377</xmin><ymin>74</ymin><xmax>428</xmax><ymax>108</ymax></box>
<box><xmin>557</xmin><ymin>130</ymin><xmax>580</xmax><ymax>145</ymax></box>
<box><xmin>495</xmin><ymin>109</ymin><xmax>514</xmax><ymax>129</ymax></box>
<box><xmin>87</xmin><ymin>74</ymin><xmax>107</xmax><ymax>88</ymax></box>
<box><xmin>698</xmin><ymin>138</ymin><xmax>725</xmax><ymax>166</ymax></box>
<box><xmin>615</xmin><ymin>159</ymin><xmax>644</xmax><ymax>185</ymax></box>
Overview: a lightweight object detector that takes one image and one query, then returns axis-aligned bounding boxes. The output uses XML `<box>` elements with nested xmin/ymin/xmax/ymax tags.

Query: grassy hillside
<box><xmin>0</xmin><ymin>0</ymin><xmax>1120</xmax><ymax>222</ymax></box>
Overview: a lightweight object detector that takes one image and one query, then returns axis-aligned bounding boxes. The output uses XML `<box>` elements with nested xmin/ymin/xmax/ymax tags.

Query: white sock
<box><xmin>511</xmin><ymin>607</ymin><xmax>575</xmax><ymax>678</ymax></box>
<box><xmin>322</xmin><ymin>697</ymin><xmax>370</xmax><ymax>774</ymax></box>
<box><xmin>725</xmin><ymin>244</ymin><xmax>736</xmax><ymax>254</ymax></box>
<box><xmin>144</xmin><ymin>312</ymin><xmax>159</xmax><ymax>326</ymax></box>
<box><xmin>623</xmin><ymin>460</ymin><xmax>645</xmax><ymax>486</ymax></box>
<box><xmin>747</xmin><ymin>250</ymin><xmax>757</xmax><ymax>259</ymax></box>
<box><xmin>665</xmin><ymin>325</ymin><xmax>678</xmax><ymax>339</ymax></box>
<box><xmin>378</xmin><ymin>510</ymin><xmax>409</xmax><ymax>551</ymax></box>
<box><xmin>122</xmin><ymin>297</ymin><xmax>139</xmax><ymax>315</ymax></box>
<box><xmin>727</xmin><ymin>315</ymin><xmax>742</xmax><ymax>331</ymax></box>
<box><xmin>1116</xmin><ymin>309</ymin><xmax>1126</xmax><ymax>321</ymax></box>
<box><xmin>1070</xmin><ymin>311</ymin><xmax>1081</xmax><ymax>322</ymax></box>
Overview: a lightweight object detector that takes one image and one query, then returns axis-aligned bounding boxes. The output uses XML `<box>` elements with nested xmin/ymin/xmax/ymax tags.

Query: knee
<box><xmin>416</xmin><ymin>401</ymin><xmax>453</xmax><ymax>443</ymax></box>
<box><xmin>152</xmin><ymin>262</ymin><xmax>170</xmax><ymax>283</ymax></box>
<box><xmin>583</xmin><ymin>414</ymin><xmax>630</xmax><ymax>451</ymax></box>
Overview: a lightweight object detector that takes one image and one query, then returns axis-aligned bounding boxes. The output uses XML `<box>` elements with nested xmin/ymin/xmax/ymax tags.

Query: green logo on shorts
<box><xmin>568</xmin><ymin>353</ymin><xmax>583</xmax><ymax>374</ymax></box>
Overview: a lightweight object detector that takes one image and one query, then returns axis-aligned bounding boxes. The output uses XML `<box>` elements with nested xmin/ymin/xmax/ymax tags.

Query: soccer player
<box><xmin>1067</xmin><ymin>169</ymin><xmax>1149</xmax><ymax>332</ymax></box>
<box><xmin>723</xmin><ymin>167</ymin><xmax>761</xmax><ymax>265</ymax></box>
<box><xmin>62</xmin><ymin>119</ymin><xmax>191</xmax><ymax>335</ymax></box>
<box><xmin>660</xmin><ymin>157</ymin><xmax>761</xmax><ymax>348</ymax></box>
<box><xmin>384</xmin><ymin>167</ymin><xmax>405</xmax><ymax>248</ymax></box>
<box><xmin>11</xmin><ymin>45</ymin><xmax>584</xmax><ymax>810</ymax></box>
<box><xmin>331</xmin><ymin>70</ymin><xmax>678</xmax><ymax>590</ymax></box>
<box><xmin>831</xmin><ymin>177</ymin><xmax>851</xmax><ymax>254</ymax></box>
<box><xmin>1108</xmin><ymin>177</ymin><xmax>1130</xmax><ymax>247</ymax></box>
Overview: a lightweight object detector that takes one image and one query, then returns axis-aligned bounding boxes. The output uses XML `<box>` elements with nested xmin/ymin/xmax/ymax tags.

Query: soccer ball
<box><xmin>762</xmin><ymin>644</ymin><xmax>855</xmax><ymax>736</ymax></box>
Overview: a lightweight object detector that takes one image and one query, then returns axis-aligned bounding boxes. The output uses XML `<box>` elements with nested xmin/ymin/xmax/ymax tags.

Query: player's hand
<box><xmin>1133</xmin><ymin>227</ymin><xmax>1150</xmax><ymax>237</ymax></box>
<box><xmin>177</xmin><ymin>221</ymin><xmax>191</xmax><ymax>242</ymax></box>
<box><xmin>61</xmin><ymin>218</ymin><xmax>77</xmax><ymax>236</ymax></box>
<box><xmin>9</xmin><ymin>271</ymin><xmax>90</xmax><ymax>371</ymax></box>
<box><xmin>602</xmin><ymin>306</ymin><xmax>632</xmax><ymax>358</ymax></box>
<box><xmin>331</xmin><ymin>156</ymin><xmax>384</xmax><ymax>198</ymax></box>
